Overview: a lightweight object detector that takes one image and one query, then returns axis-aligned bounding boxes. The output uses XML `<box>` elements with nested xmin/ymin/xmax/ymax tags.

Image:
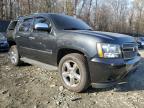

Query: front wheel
<box><xmin>8</xmin><ymin>45</ymin><xmax>22</xmax><ymax>66</ymax></box>
<box><xmin>58</xmin><ymin>53</ymin><xmax>90</xmax><ymax>92</ymax></box>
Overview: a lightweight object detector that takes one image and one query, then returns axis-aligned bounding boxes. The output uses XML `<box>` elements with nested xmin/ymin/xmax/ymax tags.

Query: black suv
<box><xmin>8</xmin><ymin>13</ymin><xmax>141</xmax><ymax>92</ymax></box>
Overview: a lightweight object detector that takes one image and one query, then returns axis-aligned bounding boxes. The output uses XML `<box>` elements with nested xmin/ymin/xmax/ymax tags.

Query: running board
<box><xmin>20</xmin><ymin>57</ymin><xmax>57</xmax><ymax>71</ymax></box>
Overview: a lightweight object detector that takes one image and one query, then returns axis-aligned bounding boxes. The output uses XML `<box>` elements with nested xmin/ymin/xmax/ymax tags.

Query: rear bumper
<box><xmin>88</xmin><ymin>56</ymin><xmax>141</xmax><ymax>88</ymax></box>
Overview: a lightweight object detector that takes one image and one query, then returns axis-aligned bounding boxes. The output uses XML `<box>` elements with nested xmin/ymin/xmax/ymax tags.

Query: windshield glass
<box><xmin>0</xmin><ymin>33</ymin><xmax>5</xmax><ymax>40</ymax></box>
<box><xmin>50</xmin><ymin>14</ymin><xmax>91</xmax><ymax>30</ymax></box>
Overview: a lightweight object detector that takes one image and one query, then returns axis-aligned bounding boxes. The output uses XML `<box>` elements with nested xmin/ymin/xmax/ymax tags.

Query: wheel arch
<box><xmin>57</xmin><ymin>47</ymin><xmax>89</xmax><ymax>65</ymax></box>
<box><xmin>8</xmin><ymin>40</ymin><xmax>16</xmax><ymax>47</ymax></box>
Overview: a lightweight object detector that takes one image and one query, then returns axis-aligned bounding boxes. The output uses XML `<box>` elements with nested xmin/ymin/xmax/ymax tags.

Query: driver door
<box><xmin>30</xmin><ymin>17</ymin><xmax>57</xmax><ymax>65</ymax></box>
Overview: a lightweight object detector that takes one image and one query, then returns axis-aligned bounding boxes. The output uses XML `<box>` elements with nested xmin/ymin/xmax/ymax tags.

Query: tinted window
<box><xmin>34</xmin><ymin>17</ymin><xmax>47</xmax><ymax>25</ymax></box>
<box><xmin>19</xmin><ymin>18</ymin><xmax>33</xmax><ymax>32</ymax></box>
<box><xmin>50</xmin><ymin>14</ymin><xmax>91</xmax><ymax>30</ymax></box>
<box><xmin>33</xmin><ymin>17</ymin><xmax>50</xmax><ymax>33</ymax></box>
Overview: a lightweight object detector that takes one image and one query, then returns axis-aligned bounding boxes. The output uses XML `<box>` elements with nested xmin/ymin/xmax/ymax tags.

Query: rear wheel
<box><xmin>9</xmin><ymin>45</ymin><xmax>22</xmax><ymax>66</ymax></box>
<box><xmin>59</xmin><ymin>53</ymin><xmax>90</xmax><ymax>92</ymax></box>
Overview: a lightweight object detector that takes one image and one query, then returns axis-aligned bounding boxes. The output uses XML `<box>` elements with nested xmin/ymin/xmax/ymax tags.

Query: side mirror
<box><xmin>34</xmin><ymin>23</ymin><xmax>50</xmax><ymax>31</ymax></box>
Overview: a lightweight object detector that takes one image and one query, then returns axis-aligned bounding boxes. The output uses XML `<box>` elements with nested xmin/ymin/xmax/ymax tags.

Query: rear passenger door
<box><xmin>15</xmin><ymin>18</ymin><xmax>34</xmax><ymax>58</ymax></box>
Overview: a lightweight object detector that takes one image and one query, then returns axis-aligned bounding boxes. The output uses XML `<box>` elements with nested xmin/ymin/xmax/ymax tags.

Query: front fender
<box><xmin>57</xmin><ymin>36</ymin><xmax>97</xmax><ymax>60</ymax></box>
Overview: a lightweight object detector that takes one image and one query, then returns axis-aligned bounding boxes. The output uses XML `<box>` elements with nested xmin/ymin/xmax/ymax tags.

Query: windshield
<box><xmin>0</xmin><ymin>33</ymin><xmax>5</xmax><ymax>40</ymax></box>
<box><xmin>50</xmin><ymin>14</ymin><xmax>92</xmax><ymax>30</ymax></box>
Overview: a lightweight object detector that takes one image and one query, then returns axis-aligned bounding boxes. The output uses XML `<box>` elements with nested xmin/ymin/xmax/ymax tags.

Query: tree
<box><xmin>133</xmin><ymin>0</ymin><xmax>144</xmax><ymax>34</ymax></box>
<box><xmin>0</xmin><ymin>0</ymin><xmax>4</xmax><ymax>19</ymax></box>
<box><xmin>0</xmin><ymin>0</ymin><xmax>144</xmax><ymax>34</ymax></box>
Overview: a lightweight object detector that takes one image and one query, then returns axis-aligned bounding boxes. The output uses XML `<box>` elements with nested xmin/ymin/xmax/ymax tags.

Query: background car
<box><xmin>6</xmin><ymin>20</ymin><xmax>18</xmax><ymax>45</ymax></box>
<box><xmin>6</xmin><ymin>16</ymin><xmax>24</xmax><ymax>46</ymax></box>
<box><xmin>136</xmin><ymin>37</ymin><xmax>144</xmax><ymax>48</ymax></box>
<box><xmin>133</xmin><ymin>33</ymin><xmax>144</xmax><ymax>49</ymax></box>
<box><xmin>120</xmin><ymin>33</ymin><xmax>144</xmax><ymax>49</ymax></box>
<box><xmin>0</xmin><ymin>33</ymin><xmax>9</xmax><ymax>52</ymax></box>
<box><xmin>132</xmin><ymin>33</ymin><xmax>144</xmax><ymax>49</ymax></box>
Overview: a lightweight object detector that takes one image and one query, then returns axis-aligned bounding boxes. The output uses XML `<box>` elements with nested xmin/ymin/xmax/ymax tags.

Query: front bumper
<box><xmin>88</xmin><ymin>56</ymin><xmax>141</xmax><ymax>88</ymax></box>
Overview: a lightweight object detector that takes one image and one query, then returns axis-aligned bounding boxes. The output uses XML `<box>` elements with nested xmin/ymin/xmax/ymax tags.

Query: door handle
<box><xmin>29</xmin><ymin>37</ymin><xmax>35</xmax><ymax>40</ymax></box>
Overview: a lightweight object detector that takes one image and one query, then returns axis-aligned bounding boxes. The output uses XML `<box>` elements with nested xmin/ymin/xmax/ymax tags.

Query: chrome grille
<box><xmin>122</xmin><ymin>43</ymin><xmax>138</xmax><ymax>59</ymax></box>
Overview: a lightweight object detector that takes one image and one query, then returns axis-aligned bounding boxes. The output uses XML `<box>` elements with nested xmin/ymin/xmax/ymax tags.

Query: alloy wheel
<box><xmin>9</xmin><ymin>50</ymin><xmax>17</xmax><ymax>64</ymax></box>
<box><xmin>62</xmin><ymin>60</ymin><xmax>81</xmax><ymax>87</ymax></box>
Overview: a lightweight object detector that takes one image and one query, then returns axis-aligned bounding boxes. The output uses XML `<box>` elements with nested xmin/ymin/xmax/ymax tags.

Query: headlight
<box><xmin>97</xmin><ymin>43</ymin><xmax>121</xmax><ymax>58</ymax></box>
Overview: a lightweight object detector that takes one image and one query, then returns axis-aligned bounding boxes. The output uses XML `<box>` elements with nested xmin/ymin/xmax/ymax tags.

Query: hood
<box><xmin>63</xmin><ymin>30</ymin><xmax>135</xmax><ymax>44</ymax></box>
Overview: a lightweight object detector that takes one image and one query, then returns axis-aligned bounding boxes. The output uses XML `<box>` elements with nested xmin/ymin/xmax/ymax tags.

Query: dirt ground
<box><xmin>0</xmin><ymin>51</ymin><xmax>144</xmax><ymax>108</ymax></box>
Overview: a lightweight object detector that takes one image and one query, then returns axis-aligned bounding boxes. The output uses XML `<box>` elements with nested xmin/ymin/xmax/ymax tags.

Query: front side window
<box><xmin>19</xmin><ymin>18</ymin><xmax>33</xmax><ymax>32</ymax></box>
<box><xmin>33</xmin><ymin>17</ymin><xmax>50</xmax><ymax>33</ymax></box>
<box><xmin>34</xmin><ymin>17</ymin><xmax>47</xmax><ymax>25</ymax></box>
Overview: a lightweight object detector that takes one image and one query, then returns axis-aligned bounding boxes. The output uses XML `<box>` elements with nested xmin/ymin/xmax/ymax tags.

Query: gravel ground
<box><xmin>0</xmin><ymin>51</ymin><xmax>144</xmax><ymax>108</ymax></box>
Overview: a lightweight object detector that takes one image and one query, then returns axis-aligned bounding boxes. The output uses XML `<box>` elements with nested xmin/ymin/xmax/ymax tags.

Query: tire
<box><xmin>8</xmin><ymin>45</ymin><xmax>22</xmax><ymax>66</ymax></box>
<box><xmin>58</xmin><ymin>53</ymin><xmax>90</xmax><ymax>92</ymax></box>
